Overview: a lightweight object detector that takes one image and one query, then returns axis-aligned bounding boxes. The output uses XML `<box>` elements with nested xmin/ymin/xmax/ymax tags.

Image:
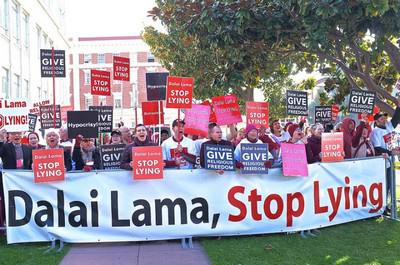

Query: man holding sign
<box><xmin>162</xmin><ymin>119</ymin><xmax>196</xmax><ymax>169</ymax></box>
<box><xmin>200</xmin><ymin>123</ymin><xmax>233</xmax><ymax>174</ymax></box>
<box><xmin>0</xmin><ymin>131</ymin><xmax>32</xmax><ymax>170</ymax></box>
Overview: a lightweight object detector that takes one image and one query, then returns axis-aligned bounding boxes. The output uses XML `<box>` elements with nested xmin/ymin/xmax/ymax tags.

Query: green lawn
<box><xmin>0</xmin><ymin>236</ymin><xmax>69</xmax><ymax>265</ymax></box>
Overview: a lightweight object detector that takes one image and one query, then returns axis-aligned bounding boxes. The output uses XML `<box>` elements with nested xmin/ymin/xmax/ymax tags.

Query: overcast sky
<box><xmin>65</xmin><ymin>0</ymin><xmax>164</xmax><ymax>38</ymax></box>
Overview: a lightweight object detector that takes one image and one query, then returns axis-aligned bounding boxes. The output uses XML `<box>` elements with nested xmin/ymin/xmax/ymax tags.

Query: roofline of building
<box><xmin>77</xmin><ymin>36</ymin><xmax>143</xmax><ymax>42</ymax></box>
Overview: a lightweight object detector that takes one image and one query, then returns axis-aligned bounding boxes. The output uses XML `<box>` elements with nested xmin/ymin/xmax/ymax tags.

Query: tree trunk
<box><xmin>384</xmin><ymin>39</ymin><xmax>400</xmax><ymax>73</ymax></box>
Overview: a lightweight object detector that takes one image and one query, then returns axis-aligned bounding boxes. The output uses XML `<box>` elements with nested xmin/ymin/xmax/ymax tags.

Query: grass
<box><xmin>0</xmin><ymin>236</ymin><xmax>69</xmax><ymax>265</ymax></box>
<box><xmin>202</xmin><ymin>186</ymin><xmax>400</xmax><ymax>265</ymax></box>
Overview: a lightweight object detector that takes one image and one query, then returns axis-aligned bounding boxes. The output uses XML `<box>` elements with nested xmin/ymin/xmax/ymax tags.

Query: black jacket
<box><xmin>120</xmin><ymin>137</ymin><xmax>157</xmax><ymax>170</ymax></box>
<box><xmin>0</xmin><ymin>142</ymin><xmax>32</xmax><ymax>169</ymax></box>
<box><xmin>72</xmin><ymin>146</ymin><xmax>101</xmax><ymax>170</ymax></box>
<box><xmin>200</xmin><ymin>139</ymin><xmax>233</xmax><ymax>168</ymax></box>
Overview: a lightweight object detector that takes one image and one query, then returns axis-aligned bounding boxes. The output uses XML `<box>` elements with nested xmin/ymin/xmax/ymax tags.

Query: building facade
<box><xmin>69</xmin><ymin>36</ymin><xmax>168</xmax><ymax>128</ymax></box>
<box><xmin>0</xmin><ymin>0</ymin><xmax>70</xmax><ymax>105</ymax></box>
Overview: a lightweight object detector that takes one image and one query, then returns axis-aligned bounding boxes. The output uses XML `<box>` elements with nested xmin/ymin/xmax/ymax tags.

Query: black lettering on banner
<box><xmin>34</xmin><ymin>200</ymin><xmax>54</xmax><ymax>227</ymax></box>
<box><xmin>8</xmin><ymin>190</ymin><xmax>32</xmax><ymax>227</ymax></box>
<box><xmin>315</xmin><ymin>106</ymin><xmax>332</xmax><ymax>123</ymax></box>
<box><xmin>40</xmin><ymin>49</ymin><xmax>66</xmax><ymax>78</ymax></box>
<box><xmin>348</xmin><ymin>89</ymin><xmax>376</xmax><ymax>114</ymax></box>
<box><xmin>111</xmin><ymin>191</ymin><xmax>130</xmax><ymax>227</ymax></box>
<box><xmin>89</xmin><ymin>106</ymin><xmax>113</xmax><ymax>133</ymax></box>
<box><xmin>155</xmin><ymin>198</ymin><xmax>188</xmax><ymax>225</ymax></box>
<box><xmin>286</xmin><ymin>90</ymin><xmax>308</xmax><ymax>116</ymax></box>
<box><xmin>132</xmin><ymin>199</ymin><xmax>152</xmax><ymax>227</ymax></box>
<box><xmin>68</xmin><ymin>201</ymin><xmax>88</xmax><ymax>227</ymax></box>
<box><xmin>146</xmin><ymin>72</ymin><xmax>169</xmax><ymax>101</ymax></box>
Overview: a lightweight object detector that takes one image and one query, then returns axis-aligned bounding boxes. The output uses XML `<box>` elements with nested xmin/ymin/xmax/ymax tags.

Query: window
<box><xmin>22</xmin><ymin>79</ymin><xmax>28</xmax><ymax>98</ymax></box>
<box><xmin>43</xmin><ymin>33</ymin><xmax>47</xmax><ymax>48</ymax></box>
<box><xmin>1</xmin><ymin>68</ymin><xmax>9</xmax><ymax>98</ymax></box>
<box><xmin>98</xmin><ymin>96</ymin><xmax>106</xmax><ymax>106</ymax></box>
<box><xmin>84</xmin><ymin>54</ymin><xmax>92</xmax><ymax>64</ymax></box>
<box><xmin>113</xmin><ymin>93</ymin><xmax>122</xmax><ymax>109</ymax></box>
<box><xmin>130</xmin><ymin>84</ymin><xmax>137</xmax><ymax>107</ymax></box>
<box><xmin>147</xmin><ymin>52</ymin><xmax>155</xmax><ymax>63</ymax></box>
<box><xmin>11</xmin><ymin>1</ymin><xmax>20</xmax><ymax>42</ymax></box>
<box><xmin>2</xmin><ymin>0</ymin><xmax>9</xmax><ymax>30</ymax></box>
<box><xmin>84</xmin><ymin>70</ymin><xmax>90</xmax><ymax>85</ymax></box>
<box><xmin>37</xmin><ymin>86</ymin><xmax>41</xmax><ymax>99</ymax></box>
<box><xmin>13</xmin><ymin>73</ymin><xmax>20</xmax><ymax>98</ymax></box>
<box><xmin>36</xmin><ymin>26</ymin><xmax>41</xmax><ymax>58</ymax></box>
<box><xmin>98</xmin><ymin>53</ymin><xmax>105</xmax><ymax>64</ymax></box>
<box><xmin>22</xmin><ymin>11</ymin><xmax>28</xmax><ymax>47</ymax></box>
<box><xmin>84</xmin><ymin>94</ymin><xmax>93</xmax><ymax>110</ymax></box>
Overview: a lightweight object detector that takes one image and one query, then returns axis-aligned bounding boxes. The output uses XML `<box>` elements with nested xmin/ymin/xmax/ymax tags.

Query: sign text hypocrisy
<box><xmin>3</xmin><ymin>158</ymin><xmax>385</xmax><ymax>244</ymax></box>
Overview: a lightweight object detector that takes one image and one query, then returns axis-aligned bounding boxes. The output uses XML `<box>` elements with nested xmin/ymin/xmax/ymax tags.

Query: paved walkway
<box><xmin>60</xmin><ymin>241</ymin><xmax>212</xmax><ymax>265</ymax></box>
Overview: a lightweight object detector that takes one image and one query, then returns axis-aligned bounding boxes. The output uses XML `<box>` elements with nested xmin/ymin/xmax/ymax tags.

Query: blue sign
<box><xmin>240</xmin><ymin>143</ymin><xmax>269</xmax><ymax>174</ymax></box>
<box><xmin>204</xmin><ymin>144</ymin><xmax>234</xmax><ymax>171</ymax></box>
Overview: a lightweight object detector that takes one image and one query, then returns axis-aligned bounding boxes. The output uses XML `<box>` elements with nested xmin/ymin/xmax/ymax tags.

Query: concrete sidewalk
<box><xmin>60</xmin><ymin>241</ymin><xmax>212</xmax><ymax>265</ymax></box>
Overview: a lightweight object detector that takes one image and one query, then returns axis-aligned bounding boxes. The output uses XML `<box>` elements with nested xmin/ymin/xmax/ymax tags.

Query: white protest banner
<box><xmin>0</xmin><ymin>99</ymin><xmax>29</xmax><ymax>132</ymax></box>
<box><xmin>4</xmin><ymin>157</ymin><xmax>385</xmax><ymax>244</ymax></box>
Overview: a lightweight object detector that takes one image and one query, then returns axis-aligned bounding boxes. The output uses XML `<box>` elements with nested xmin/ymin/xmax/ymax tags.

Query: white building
<box><xmin>0</xmin><ymin>0</ymin><xmax>70</xmax><ymax>105</ymax></box>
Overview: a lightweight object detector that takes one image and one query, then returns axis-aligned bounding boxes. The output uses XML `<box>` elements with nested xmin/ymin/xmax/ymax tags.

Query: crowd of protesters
<box><xmin>1</xmin><ymin>101</ymin><xmax>400</xmax><ymax>230</ymax></box>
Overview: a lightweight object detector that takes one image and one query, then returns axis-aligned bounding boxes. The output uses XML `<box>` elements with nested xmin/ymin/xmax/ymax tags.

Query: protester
<box><xmin>200</xmin><ymin>123</ymin><xmax>233</xmax><ymax>173</ymax></box>
<box><xmin>119</xmin><ymin>126</ymin><xmax>133</xmax><ymax>145</ymax></box>
<box><xmin>110</xmin><ymin>130</ymin><xmax>123</xmax><ymax>144</ymax></box>
<box><xmin>59</xmin><ymin>126</ymin><xmax>74</xmax><ymax>155</ymax></box>
<box><xmin>352</xmin><ymin>113</ymin><xmax>374</xmax><ymax>158</ymax></box>
<box><xmin>341</xmin><ymin>117</ymin><xmax>356</xmax><ymax>158</ymax></box>
<box><xmin>231</xmin><ymin>127</ymin><xmax>245</xmax><ymax>147</ymax></box>
<box><xmin>0</xmin><ymin>131</ymin><xmax>32</xmax><ymax>169</ymax></box>
<box><xmin>28</xmin><ymin>132</ymin><xmax>45</xmax><ymax>149</ymax></box>
<box><xmin>160</xmin><ymin>129</ymin><xmax>170</xmax><ymax>144</ymax></box>
<box><xmin>120</xmin><ymin>124</ymin><xmax>158</xmax><ymax>170</ymax></box>
<box><xmin>287</xmin><ymin>123</ymin><xmax>308</xmax><ymax>145</ymax></box>
<box><xmin>334</xmin><ymin>122</ymin><xmax>343</xmax><ymax>132</ymax></box>
<box><xmin>370</xmin><ymin>101</ymin><xmax>400</xmax><ymax>215</ymax></box>
<box><xmin>45</xmin><ymin>130</ymin><xmax>72</xmax><ymax>171</ymax></box>
<box><xmin>102</xmin><ymin>133</ymin><xmax>111</xmax><ymax>145</ymax></box>
<box><xmin>162</xmin><ymin>119</ymin><xmax>196</xmax><ymax>169</ymax></box>
<box><xmin>306</xmin><ymin>123</ymin><xmax>323</xmax><ymax>163</ymax></box>
<box><xmin>234</xmin><ymin>124</ymin><xmax>273</xmax><ymax>168</ymax></box>
<box><xmin>72</xmin><ymin>136</ymin><xmax>101</xmax><ymax>171</ymax></box>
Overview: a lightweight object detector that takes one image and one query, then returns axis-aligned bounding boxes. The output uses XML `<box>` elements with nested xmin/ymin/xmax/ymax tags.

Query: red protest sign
<box><xmin>113</xmin><ymin>56</ymin><xmax>130</xmax><ymax>81</ymax></box>
<box><xmin>166</xmin><ymin>76</ymin><xmax>193</xmax><ymax>109</ymax></box>
<box><xmin>184</xmin><ymin>104</ymin><xmax>211</xmax><ymax>137</ymax></box>
<box><xmin>91</xmin><ymin>70</ymin><xmax>111</xmax><ymax>96</ymax></box>
<box><xmin>32</xmin><ymin>149</ymin><xmax>65</xmax><ymax>183</ymax></box>
<box><xmin>132</xmin><ymin>146</ymin><xmax>163</xmax><ymax>180</ymax></box>
<box><xmin>212</xmin><ymin>95</ymin><xmax>242</xmax><ymax>125</ymax></box>
<box><xmin>246</xmin><ymin>102</ymin><xmax>269</xmax><ymax>128</ymax></box>
<box><xmin>142</xmin><ymin>101</ymin><xmax>164</xmax><ymax>125</ymax></box>
<box><xmin>321</xmin><ymin>132</ymin><xmax>344</xmax><ymax>162</ymax></box>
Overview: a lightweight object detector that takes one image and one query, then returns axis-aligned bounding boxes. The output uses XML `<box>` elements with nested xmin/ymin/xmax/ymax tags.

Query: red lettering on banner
<box><xmin>368</xmin><ymin>183</ymin><xmax>383</xmax><ymax>213</ymax></box>
<box><xmin>286</xmin><ymin>192</ymin><xmax>304</xmax><ymax>227</ymax></box>
<box><xmin>91</xmin><ymin>70</ymin><xmax>111</xmax><ymax>96</ymax></box>
<box><xmin>227</xmin><ymin>186</ymin><xmax>247</xmax><ymax>222</ymax></box>
<box><xmin>248</xmin><ymin>189</ymin><xmax>262</xmax><ymax>221</ymax></box>
<box><xmin>313</xmin><ymin>181</ymin><xmax>328</xmax><ymax>214</ymax></box>
<box><xmin>327</xmin><ymin>187</ymin><xmax>342</xmax><ymax>221</ymax></box>
<box><xmin>33</xmin><ymin>149</ymin><xmax>65</xmax><ymax>183</ymax></box>
<box><xmin>263</xmin><ymin>194</ymin><xmax>284</xmax><ymax>220</ymax></box>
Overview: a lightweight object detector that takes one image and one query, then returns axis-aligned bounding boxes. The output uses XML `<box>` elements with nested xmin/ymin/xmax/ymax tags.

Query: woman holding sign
<box><xmin>120</xmin><ymin>124</ymin><xmax>157</xmax><ymax>170</ymax></box>
<box><xmin>72</xmin><ymin>136</ymin><xmax>101</xmax><ymax>171</ymax></box>
<box><xmin>45</xmin><ymin>131</ymin><xmax>72</xmax><ymax>171</ymax></box>
<box><xmin>234</xmin><ymin>124</ymin><xmax>273</xmax><ymax>168</ymax></box>
<box><xmin>306</xmin><ymin>123</ymin><xmax>323</xmax><ymax>163</ymax></box>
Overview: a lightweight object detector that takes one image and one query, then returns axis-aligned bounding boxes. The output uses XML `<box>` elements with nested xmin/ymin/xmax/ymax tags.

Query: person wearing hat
<box><xmin>341</xmin><ymin>117</ymin><xmax>356</xmax><ymax>159</ymax></box>
<box><xmin>352</xmin><ymin>112</ymin><xmax>375</xmax><ymax>158</ymax></box>
<box><xmin>162</xmin><ymin>119</ymin><xmax>196</xmax><ymax>169</ymax></box>
<box><xmin>109</xmin><ymin>130</ymin><xmax>123</xmax><ymax>144</ymax></box>
<box><xmin>234</xmin><ymin>124</ymin><xmax>273</xmax><ymax>168</ymax></box>
<box><xmin>72</xmin><ymin>135</ymin><xmax>101</xmax><ymax>171</ymax></box>
<box><xmin>120</xmin><ymin>124</ymin><xmax>158</xmax><ymax>170</ymax></box>
<box><xmin>306</xmin><ymin>123</ymin><xmax>323</xmax><ymax>163</ymax></box>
